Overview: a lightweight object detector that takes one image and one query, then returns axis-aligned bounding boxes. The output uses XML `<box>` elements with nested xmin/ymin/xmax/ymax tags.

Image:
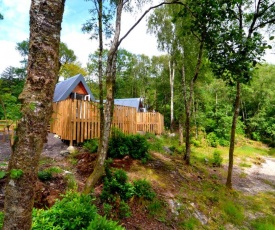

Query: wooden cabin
<box><xmin>51</xmin><ymin>74</ymin><xmax>164</xmax><ymax>145</ymax></box>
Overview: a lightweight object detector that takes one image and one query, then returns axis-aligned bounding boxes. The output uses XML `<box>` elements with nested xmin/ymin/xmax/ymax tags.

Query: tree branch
<box><xmin>118</xmin><ymin>0</ymin><xmax>183</xmax><ymax>46</ymax></box>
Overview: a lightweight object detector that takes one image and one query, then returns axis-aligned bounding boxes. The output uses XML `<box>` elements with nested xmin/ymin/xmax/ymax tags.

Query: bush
<box><xmin>108</xmin><ymin>131</ymin><xmax>131</xmax><ymax>158</ymax></box>
<box><xmin>118</xmin><ymin>201</ymin><xmax>131</xmax><ymax>218</ymax></box>
<box><xmin>128</xmin><ymin>134</ymin><xmax>149</xmax><ymax>159</ymax></box>
<box><xmin>191</xmin><ymin>139</ymin><xmax>201</xmax><ymax>147</ymax></box>
<box><xmin>108</xmin><ymin>130</ymin><xmax>149</xmax><ymax>160</ymax></box>
<box><xmin>32</xmin><ymin>192</ymin><xmax>97</xmax><ymax>230</ymax></box>
<box><xmin>38</xmin><ymin>167</ymin><xmax>62</xmax><ymax>181</ymax></box>
<box><xmin>207</xmin><ymin>132</ymin><xmax>219</xmax><ymax>147</ymax></box>
<box><xmin>83</xmin><ymin>139</ymin><xmax>98</xmax><ymax>153</ymax></box>
<box><xmin>100</xmin><ymin>168</ymin><xmax>134</xmax><ymax>202</ymax></box>
<box><xmin>87</xmin><ymin>215</ymin><xmax>125</xmax><ymax>230</ymax></box>
<box><xmin>133</xmin><ymin>179</ymin><xmax>156</xmax><ymax>200</ymax></box>
<box><xmin>212</xmin><ymin>150</ymin><xmax>223</xmax><ymax>167</ymax></box>
<box><xmin>38</xmin><ymin>171</ymin><xmax>52</xmax><ymax>181</ymax></box>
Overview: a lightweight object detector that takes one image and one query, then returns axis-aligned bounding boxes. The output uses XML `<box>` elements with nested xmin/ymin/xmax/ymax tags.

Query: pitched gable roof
<box><xmin>53</xmin><ymin>74</ymin><xmax>95</xmax><ymax>102</ymax></box>
<box><xmin>114</xmin><ymin>98</ymin><xmax>144</xmax><ymax>111</ymax></box>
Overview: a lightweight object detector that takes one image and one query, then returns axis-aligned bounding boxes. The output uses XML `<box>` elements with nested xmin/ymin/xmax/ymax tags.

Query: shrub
<box><xmin>207</xmin><ymin>132</ymin><xmax>219</xmax><ymax>147</ymax></box>
<box><xmin>118</xmin><ymin>201</ymin><xmax>131</xmax><ymax>218</ymax></box>
<box><xmin>128</xmin><ymin>134</ymin><xmax>149</xmax><ymax>159</ymax></box>
<box><xmin>212</xmin><ymin>150</ymin><xmax>223</xmax><ymax>167</ymax></box>
<box><xmin>103</xmin><ymin>203</ymin><xmax>113</xmax><ymax>217</ymax></box>
<box><xmin>87</xmin><ymin>215</ymin><xmax>125</xmax><ymax>230</ymax></box>
<box><xmin>108</xmin><ymin>130</ymin><xmax>149</xmax><ymax>160</ymax></box>
<box><xmin>38</xmin><ymin>167</ymin><xmax>62</xmax><ymax>181</ymax></box>
<box><xmin>100</xmin><ymin>168</ymin><xmax>134</xmax><ymax>202</ymax></box>
<box><xmin>191</xmin><ymin>139</ymin><xmax>201</xmax><ymax>147</ymax></box>
<box><xmin>37</xmin><ymin>171</ymin><xmax>52</xmax><ymax>181</ymax></box>
<box><xmin>83</xmin><ymin>139</ymin><xmax>98</xmax><ymax>153</ymax></box>
<box><xmin>32</xmin><ymin>192</ymin><xmax>97</xmax><ymax>230</ymax></box>
<box><xmin>108</xmin><ymin>131</ymin><xmax>130</xmax><ymax>158</ymax></box>
<box><xmin>133</xmin><ymin>179</ymin><xmax>156</xmax><ymax>200</ymax></box>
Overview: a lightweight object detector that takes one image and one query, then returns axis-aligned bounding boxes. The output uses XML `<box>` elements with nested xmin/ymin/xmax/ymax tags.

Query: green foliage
<box><xmin>108</xmin><ymin>130</ymin><xmax>131</xmax><ymax>158</ymax></box>
<box><xmin>38</xmin><ymin>171</ymin><xmax>52</xmax><ymax>181</ymax></box>
<box><xmin>180</xmin><ymin>217</ymin><xmax>200</xmax><ymax>230</ymax></box>
<box><xmin>101</xmin><ymin>168</ymin><xmax>134</xmax><ymax>202</ymax></box>
<box><xmin>103</xmin><ymin>203</ymin><xmax>113</xmax><ymax>217</ymax></box>
<box><xmin>222</xmin><ymin>201</ymin><xmax>244</xmax><ymax>225</ymax></box>
<box><xmin>87</xmin><ymin>215</ymin><xmax>125</xmax><ymax>230</ymax></box>
<box><xmin>212</xmin><ymin>150</ymin><xmax>223</xmax><ymax>167</ymax></box>
<box><xmin>133</xmin><ymin>179</ymin><xmax>156</xmax><ymax>200</ymax></box>
<box><xmin>10</xmin><ymin>169</ymin><xmax>23</xmax><ymax>179</ymax></box>
<box><xmin>251</xmin><ymin>215</ymin><xmax>275</xmax><ymax>230</ymax></box>
<box><xmin>147</xmin><ymin>199</ymin><xmax>166</xmax><ymax>218</ymax></box>
<box><xmin>0</xmin><ymin>171</ymin><xmax>6</xmax><ymax>179</ymax></box>
<box><xmin>118</xmin><ymin>201</ymin><xmax>131</xmax><ymax>218</ymax></box>
<box><xmin>64</xmin><ymin>173</ymin><xmax>78</xmax><ymax>191</ymax></box>
<box><xmin>37</xmin><ymin>167</ymin><xmax>62</xmax><ymax>181</ymax></box>
<box><xmin>207</xmin><ymin>132</ymin><xmax>219</xmax><ymax>147</ymax></box>
<box><xmin>108</xmin><ymin>130</ymin><xmax>149</xmax><ymax>160</ymax></box>
<box><xmin>32</xmin><ymin>192</ymin><xmax>97</xmax><ymax>230</ymax></box>
<box><xmin>0</xmin><ymin>211</ymin><xmax>3</xmax><ymax>229</ymax></box>
<box><xmin>83</xmin><ymin>139</ymin><xmax>98</xmax><ymax>153</ymax></box>
<box><xmin>191</xmin><ymin>139</ymin><xmax>201</xmax><ymax>147</ymax></box>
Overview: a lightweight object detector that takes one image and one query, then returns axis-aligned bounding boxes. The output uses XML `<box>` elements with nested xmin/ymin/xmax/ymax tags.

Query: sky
<box><xmin>0</xmin><ymin>0</ymin><xmax>164</xmax><ymax>74</ymax></box>
<box><xmin>0</xmin><ymin>1</ymin><xmax>274</xmax><ymax>74</ymax></box>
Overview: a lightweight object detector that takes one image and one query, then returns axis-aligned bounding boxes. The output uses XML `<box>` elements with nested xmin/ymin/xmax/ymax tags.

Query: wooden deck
<box><xmin>50</xmin><ymin>99</ymin><xmax>164</xmax><ymax>145</ymax></box>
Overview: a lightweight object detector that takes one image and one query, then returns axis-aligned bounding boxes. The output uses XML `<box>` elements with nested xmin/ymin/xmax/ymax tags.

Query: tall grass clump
<box><xmin>222</xmin><ymin>201</ymin><xmax>244</xmax><ymax>225</ymax></box>
<box><xmin>251</xmin><ymin>215</ymin><xmax>275</xmax><ymax>230</ymax></box>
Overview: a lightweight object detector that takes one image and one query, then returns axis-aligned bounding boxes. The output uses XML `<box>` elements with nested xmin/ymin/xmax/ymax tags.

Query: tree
<box><xmin>148</xmin><ymin>5</ymin><xmax>178</xmax><ymax>131</ymax></box>
<box><xmin>3</xmin><ymin>0</ymin><xmax>65</xmax><ymax>229</ymax></box>
<box><xmin>202</xmin><ymin>0</ymin><xmax>275</xmax><ymax>188</ymax></box>
<box><xmin>84</xmin><ymin>0</ymin><xmax>182</xmax><ymax>192</ymax></box>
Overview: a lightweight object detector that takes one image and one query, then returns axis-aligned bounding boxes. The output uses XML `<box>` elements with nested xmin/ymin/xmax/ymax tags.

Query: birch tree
<box><xmin>3</xmin><ymin>0</ymin><xmax>65</xmax><ymax>229</ymax></box>
<box><xmin>84</xmin><ymin>0</ymin><xmax>182</xmax><ymax>192</ymax></box>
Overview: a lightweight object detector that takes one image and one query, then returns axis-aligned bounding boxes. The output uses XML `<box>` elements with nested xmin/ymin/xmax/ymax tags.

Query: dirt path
<box><xmin>232</xmin><ymin>157</ymin><xmax>275</xmax><ymax>194</ymax></box>
<box><xmin>0</xmin><ymin>133</ymin><xmax>68</xmax><ymax>161</ymax></box>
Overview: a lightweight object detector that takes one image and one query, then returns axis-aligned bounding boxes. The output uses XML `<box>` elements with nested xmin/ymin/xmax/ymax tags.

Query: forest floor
<box><xmin>0</xmin><ymin>133</ymin><xmax>275</xmax><ymax>229</ymax></box>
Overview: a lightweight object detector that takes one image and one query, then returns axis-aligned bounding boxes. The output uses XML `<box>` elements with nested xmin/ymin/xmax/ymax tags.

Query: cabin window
<box><xmin>70</xmin><ymin>92</ymin><xmax>85</xmax><ymax>100</ymax></box>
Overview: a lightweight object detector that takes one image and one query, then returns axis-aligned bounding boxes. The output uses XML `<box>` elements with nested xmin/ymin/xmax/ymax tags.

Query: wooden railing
<box><xmin>51</xmin><ymin>99</ymin><xmax>164</xmax><ymax>145</ymax></box>
<box><xmin>137</xmin><ymin>112</ymin><xmax>164</xmax><ymax>134</ymax></box>
<box><xmin>0</xmin><ymin>120</ymin><xmax>16</xmax><ymax>144</ymax></box>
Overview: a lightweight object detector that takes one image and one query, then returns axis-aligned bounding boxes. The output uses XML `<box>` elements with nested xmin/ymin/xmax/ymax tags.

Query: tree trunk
<box><xmin>83</xmin><ymin>1</ymin><xmax>123</xmax><ymax>193</ymax></box>
<box><xmin>169</xmin><ymin>59</ymin><xmax>175</xmax><ymax>132</ymax></box>
<box><xmin>182</xmin><ymin>41</ymin><xmax>204</xmax><ymax>165</ymax></box>
<box><xmin>226</xmin><ymin>82</ymin><xmax>241</xmax><ymax>189</ymax></box>
<box><xmin>98</xmin><ymin>0</ymin><xmax>104</xmax><ymax>141</ymax></box>
<box><xmin>3</xmin><ymin>1</ymin><xmax>65</xmax><ymax>229</ymax></box>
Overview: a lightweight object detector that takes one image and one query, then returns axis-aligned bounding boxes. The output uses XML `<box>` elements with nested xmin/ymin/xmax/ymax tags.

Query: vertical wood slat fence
<box><xmin>50</xmin><ymin>99</ymin><xmax>164</xmax><ymax>145</ymax></box>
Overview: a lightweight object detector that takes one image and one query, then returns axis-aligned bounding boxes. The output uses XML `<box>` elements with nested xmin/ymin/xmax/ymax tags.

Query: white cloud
<box><xmin>0</xmin><ymin>41</ymin><xmax>22</xmax><ymax>73</ymax></box>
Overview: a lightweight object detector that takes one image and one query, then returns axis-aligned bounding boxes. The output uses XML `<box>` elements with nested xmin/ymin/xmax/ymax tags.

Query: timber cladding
<box><xmin>50</xmin><ymin>99</ymin><xmax>164</xmax><ymax>145</ymax></box>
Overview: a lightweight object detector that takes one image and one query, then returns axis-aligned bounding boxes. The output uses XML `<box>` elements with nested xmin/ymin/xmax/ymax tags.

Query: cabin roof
<box><xmin>53</xmin><ymin>74</ymin><xmax>95</xmax><ymax>102</ymax></box>
<box><xmin>114</xmin><ymin>98</ymin><xmax>143</xmax><ymax>111</ymax></box>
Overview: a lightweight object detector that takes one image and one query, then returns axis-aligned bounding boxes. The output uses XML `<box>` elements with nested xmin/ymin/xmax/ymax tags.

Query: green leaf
<box><xmin>269</xmin><ymin>36</ymin><xmax>274</xmax><ymax>40</ymax></box>
<box><xmin>10</xmin><ymin>169</ymin><xmax>23</xmax><ymax>179</ymax></box>
<box><xmin>0</xmin><ymin>171</ymin><xmax>6</xmax><ymax>179</ymax></box>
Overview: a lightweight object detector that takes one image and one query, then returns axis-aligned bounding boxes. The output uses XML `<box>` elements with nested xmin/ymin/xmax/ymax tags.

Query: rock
<box><xmin>60</xmin><ymin>150</ymin><xmax>70</xmax><ymax>156</ymax></box>
<box><xmin>67</xmin><ymin>145</ymin><xmax>75</xmax><ymax>153</ymax></box>
<box><xmin>163</xmin><ymin>146</ymin><xmax>173</xmax><ymax>155</ymax></box>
